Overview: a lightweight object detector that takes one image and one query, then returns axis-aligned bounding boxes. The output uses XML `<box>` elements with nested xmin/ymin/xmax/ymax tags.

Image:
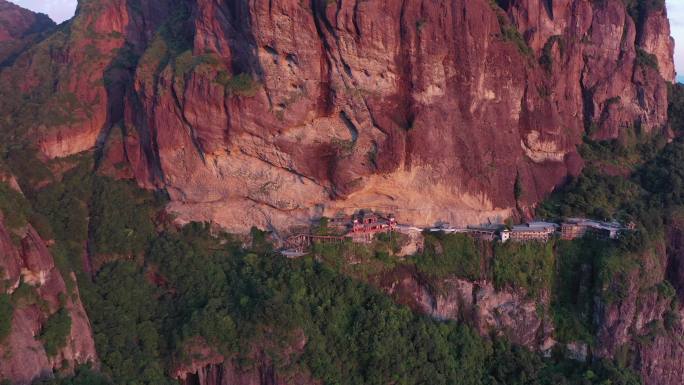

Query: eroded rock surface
<box><xmin>0</xmin><ymin>0</ymin><xmax>674</xmax><ymax>233</ymax></box>
<box><xmin>379</xmin><ymin>266</ymin><xmax>552</xmax><ymax>350</ymax></box>
<box><xmin>0</xmin><ymin>0</ymin><xmax>54</xmax><ymax>65</ymax></box>
<box><xmin>377</xmin><ymin>230</ymin><xmax>684</xmax><ymax>385</ymax></box>
<box><xmin>0</xmin><ymin>219</ymin><xmax>97</xmax><ymax>385</ymax></box>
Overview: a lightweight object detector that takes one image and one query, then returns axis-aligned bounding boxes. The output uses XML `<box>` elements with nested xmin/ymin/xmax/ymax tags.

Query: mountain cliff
<box><xmin>0</xmin><ymin>1</ymin><xmax>681</xmax><ymax>385</ymax></box>
<box><xmin>0</xmin><ymin>179</ymin><xmax>97</xmax><ymax>384</ymax></box>
<box><xmin>0</xmin><ymin>0</ymin><xmax>675</xmax><ymax>233</ymax></box>
<box><xmin>0</xmin><ymin>0</ymin><xmax>54</xmax><ymax>66</ymax></box>
<box><xmin>377</xmin><ymin>231</ymin><xmax>684</xmax><ymax>385</ymax></box>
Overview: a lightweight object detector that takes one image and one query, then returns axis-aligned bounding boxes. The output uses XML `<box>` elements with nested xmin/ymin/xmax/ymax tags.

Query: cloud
<box><xmin>11</xmin><ymin>0</ymin><xmax>77</xmax><ymax>23</ymax></box>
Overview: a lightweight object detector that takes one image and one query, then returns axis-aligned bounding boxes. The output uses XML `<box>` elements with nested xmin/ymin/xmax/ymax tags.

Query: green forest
<box><xmin>0</xmin><ymin>154</ymin><xmax>647</xmax><ymax>384</ymax></box>
<box><xmin>41</xmin><ymin>224</ymin><xmax>642</xmax><ymax>385</ymax></box>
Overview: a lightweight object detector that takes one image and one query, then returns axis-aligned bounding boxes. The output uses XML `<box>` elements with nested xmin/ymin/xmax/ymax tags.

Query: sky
<box><xmin>13</xmin><ymin>0</ymin><xmax>76</xmax><ymax>24</ymax></box>
<box><xmin>669</xmin><ymin>1</ymin><xmax>684</xmax><ymax>83</ymax></box>
<box><xmin>8</xmin><ymin>0</ymin><xmax>684</xmax><ymax>82</ymax></box>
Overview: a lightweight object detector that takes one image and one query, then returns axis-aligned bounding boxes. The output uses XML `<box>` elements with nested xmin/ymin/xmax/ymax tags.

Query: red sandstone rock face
<box><xmin>0</xmin><ymin>0</ymin><xmax>674</xmax><ymax>233</ymax></box>
<box><xmin>0</xmin><ymin>0</ymin><xmax>54</xmax><ymax>65</ymax></box>
<box><xmin>584</xmin><ymin>232</ymin><xmax>684</xmax><ymax>385</ymax></box>
<box><xmin>0</xmin><ymin>219</ymin><xmax>97</xmax><ymax>385</ymax></box>
<box><xmin>121</xmin><ymin>0</ymin><xmax>671</xmax><ymax>232</ymax></box>
<box><xmin>0</xmin><ymin>0</ymin><xmax>172</xmax><ymax>160</ymax></box>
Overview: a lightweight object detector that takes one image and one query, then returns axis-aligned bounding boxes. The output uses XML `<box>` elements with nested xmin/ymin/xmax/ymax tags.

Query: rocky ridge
<box><xmin>0</xmin><ymin>209</ymin><xmax>97</xmax><ymax>383</ymax></box>
<box><xmin>0</xmin><ymin>0</ymin><xmax>54</xmax><ymax>66</ymax></box>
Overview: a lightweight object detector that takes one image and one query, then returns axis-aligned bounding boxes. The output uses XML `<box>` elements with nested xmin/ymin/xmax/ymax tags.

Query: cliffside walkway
<box><xmin>283</xmin><ymin>234</ymin><xmax>347</xmax><ymax>254</ymax></box>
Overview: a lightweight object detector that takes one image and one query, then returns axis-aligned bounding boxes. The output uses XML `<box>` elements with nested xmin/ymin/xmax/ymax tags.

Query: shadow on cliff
<box><xmin>218</xmin><ymin>0</ymin><xmax>265</xmax><ymax>82</ymax></box>
<box><xmin>93</xmin><ymin>0</ymin><xmax>174</xmax><ymax>184</ymax></box>
<box><xmin>92</xmin><ymin>0</ymin><xmax>268</xmax><ymax>187</ymax></box>
<box><xmin>87</xmin><ymin>0</ymin><xmax>178</xmax><ymax>276</ymax></box>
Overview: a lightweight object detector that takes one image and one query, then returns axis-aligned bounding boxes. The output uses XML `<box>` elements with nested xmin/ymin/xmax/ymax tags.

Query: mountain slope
<box><xmin>0</xmin><ymin>179</ymin><xmax>97</xmax><ymax>384</ymax></box>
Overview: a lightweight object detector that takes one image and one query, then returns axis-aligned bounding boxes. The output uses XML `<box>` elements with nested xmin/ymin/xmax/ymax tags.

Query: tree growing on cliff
<box><xmin>33</xmin><ymin>365</ymin><xmax>111</xmax><ymax>385</ymax></box>
<box><xmin>412</xmin><ymin>233</ymin><xmax>484</xmax><ymax>280</ymax></box>
<box><xmin>40</xmin><ymin>308</ymin><xmax>72</xmax><ymax>357</ymax></box>
<box><xmin>0</xmin><ymin>293</ymin><xmax>13</xmax><ymax>342</ymax></box>
<box><xmin>89</xmin><ymin>177</ymin><xmax>157</xmax><ymax>261</ymax></box>
<box><xmin>514</xmin><ymin>172</ymin><xmax>523</xmax><ymax>202</ymax></box>
<box><xmin>669</xmin><ymin>83</ymin><xmax>684</xmax><ymax>134</ymax></box>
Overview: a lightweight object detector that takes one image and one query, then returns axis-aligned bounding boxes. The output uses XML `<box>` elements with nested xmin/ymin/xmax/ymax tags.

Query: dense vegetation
<box><xmin>411</xmin><ymin>233</ymin><xmax>556</xmax><ymax>299</ymax></box>
<box><xmin>311</xmin><ymin>230</ymin><xmax>407</xmax><ymax>278</ymax></box>
<box><xmin>670</xmin><ymin>83</ymin><xmax>684</xmax><ymax>134</ymax></box>
<box><xmin>0</xmin><ymin>182</ymin><xmax>32</xmax><ymax>230</ymax></box>
<box><xmin>89</xmin><ymin>177</ymin><xmax>159</xmax><ymax>259</ymax></box>
<box><xmin>537</xmin><ymin>135</ymin><xmax>684</xmax><ymax>249</ymax></box>
<box><xmin>493</xmin><ymin>241</ymin><xmax>555</xmax><ymax>299</ymax></box>
<box><xmin>33</xmin><ymin>366</ymin><xmax>109</xmax><ymax>385</ymax></box>
<box><xmin>412</xmin><ymin>233</ymin><xmax>484</xmax><ymax>280</ymax></box>
<box><xmin>39</xmin><ymin>308</ymin><xmax>72</xmax><ymax>357</ymax></box>
<box><xmin>548</xmin><ymin>237</ymin><xmax>653</xmax><ymax>344</ymax></box>
<box><xmin>0</xmin><ymin>294</ymin><xmax>12</xmax><ymax>342</ymax></box>
<box><xmin>83</xmin><ymin>262</ymin><xmax>168</xmax><ymax>383</ymax></box>
<box><xmin>65</xmin><ymin>224</ymin><xmax>639</xmax><ymax>385</ymax></box>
